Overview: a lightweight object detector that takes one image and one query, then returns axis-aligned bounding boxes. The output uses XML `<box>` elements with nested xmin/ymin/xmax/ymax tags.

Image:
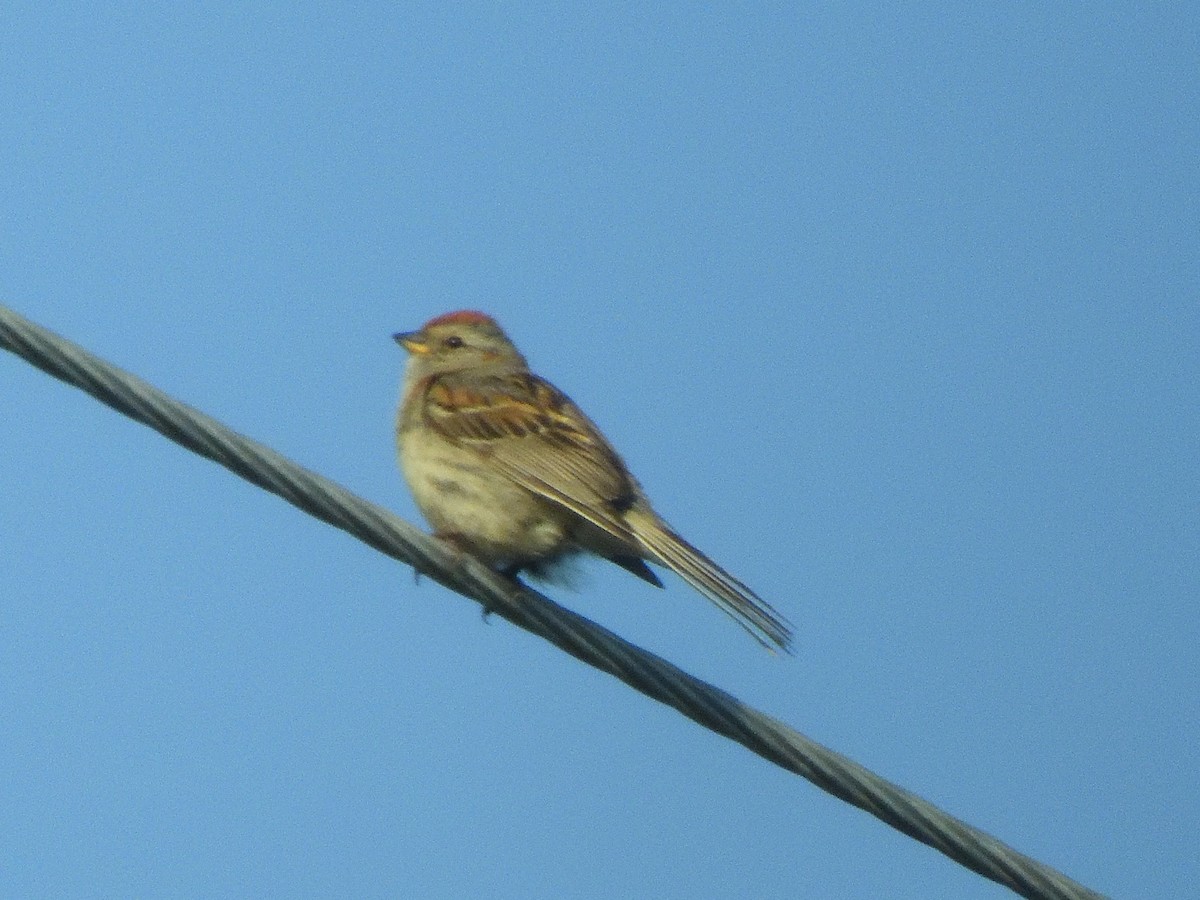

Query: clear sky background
<box><xmin>1</xmin><ymin>5</ymin><xmax>1196</xmax><ymax>898</ymax></box>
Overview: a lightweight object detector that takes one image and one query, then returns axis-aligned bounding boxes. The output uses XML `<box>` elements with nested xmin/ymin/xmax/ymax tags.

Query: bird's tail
<box><xmin>627</xmin><ymin>511</ymin><xmax>793</xmax><ymax>653</ymax></box>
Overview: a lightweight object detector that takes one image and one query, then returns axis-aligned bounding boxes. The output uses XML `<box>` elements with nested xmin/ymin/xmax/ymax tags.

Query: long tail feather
<box><xmin>628</xmin><ymin>512</ymin><xmax>793</xmax><ymax>653</ymax></box>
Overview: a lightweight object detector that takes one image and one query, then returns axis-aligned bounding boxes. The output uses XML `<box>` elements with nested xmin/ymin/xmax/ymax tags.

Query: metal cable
<box><xmin>0</xmin><ymin>304</ymin><xmax>1107</xmax><ymax>900</ymax></box>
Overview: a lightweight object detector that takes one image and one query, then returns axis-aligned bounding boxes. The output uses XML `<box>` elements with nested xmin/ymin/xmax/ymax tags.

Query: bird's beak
<box><xmin>392</xmin><ymin>331</ymin><xmax>429</xmax><ymax>355</ymax></box>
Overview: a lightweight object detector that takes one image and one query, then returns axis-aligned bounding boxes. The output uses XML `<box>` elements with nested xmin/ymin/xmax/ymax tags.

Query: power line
<box><xmin>0</xmin><ymin>304</ymin><xmax>1107</xmax><ymax>900</ymax></box>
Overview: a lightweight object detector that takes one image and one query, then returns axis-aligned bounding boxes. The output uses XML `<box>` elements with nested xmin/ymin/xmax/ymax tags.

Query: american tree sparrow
<box><xmin>394</xmin><ymin>311</ymin><xmax>792</xmax><ymax>651</ymax></box>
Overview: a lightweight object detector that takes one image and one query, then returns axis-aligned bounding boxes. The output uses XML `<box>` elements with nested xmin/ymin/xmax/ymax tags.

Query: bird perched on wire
<box><xmin>393</xmin><ymin>310</ymin><xmax>792</xmax><ymax>652</ymax></box>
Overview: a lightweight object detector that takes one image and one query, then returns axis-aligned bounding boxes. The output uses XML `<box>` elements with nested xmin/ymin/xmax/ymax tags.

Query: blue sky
<box><xmin>2</xmin><ymin>4</ymin><xmax>1196</xmax><ymax>897</ymax></box>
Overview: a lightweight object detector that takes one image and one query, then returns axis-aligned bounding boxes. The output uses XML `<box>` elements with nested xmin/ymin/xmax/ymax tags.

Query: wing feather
<box><xmin>422</xmin><ymin>372</ymin><xmax>639</xmax><ymax>541</ymax></box>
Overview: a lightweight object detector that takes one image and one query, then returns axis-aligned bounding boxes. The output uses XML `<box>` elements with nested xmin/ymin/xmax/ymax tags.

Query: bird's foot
<box><xmin>430</xmin><ymin>532</ymin><xmax>521</xmax><ymax>623</ymax></box>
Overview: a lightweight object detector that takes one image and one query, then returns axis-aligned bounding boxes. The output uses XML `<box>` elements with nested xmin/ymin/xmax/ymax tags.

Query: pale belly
<box><xmin>399</xmin><ymin>430</ymin><xmax>571</xmax><ymax>566</ymax></box>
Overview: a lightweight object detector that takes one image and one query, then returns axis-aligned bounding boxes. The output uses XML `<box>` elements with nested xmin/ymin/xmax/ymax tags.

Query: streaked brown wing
<box><xmin>422</xmin><ymin>372</ymin><xmax>639</xmax><ymax>541</ymax></box>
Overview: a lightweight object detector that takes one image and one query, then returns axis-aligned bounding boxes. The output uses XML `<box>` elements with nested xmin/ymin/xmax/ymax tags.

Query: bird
<box><xmin>393</xmin><ymin>310</ymin><xmax>792</xmax><ymax>652</ymax></box>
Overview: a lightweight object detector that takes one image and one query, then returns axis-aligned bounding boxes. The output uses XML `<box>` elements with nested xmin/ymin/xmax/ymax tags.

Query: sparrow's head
<box><xmin>393</xmin><ymin>310</ymin><xmax>527</xmax><ymax>376</ymax></box>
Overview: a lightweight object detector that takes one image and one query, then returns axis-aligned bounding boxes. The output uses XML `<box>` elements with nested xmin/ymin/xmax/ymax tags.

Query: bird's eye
<box><xmin>443</xmin><ymin>335</ymin><xmax>464</xmax><ymax>349</ymax></box>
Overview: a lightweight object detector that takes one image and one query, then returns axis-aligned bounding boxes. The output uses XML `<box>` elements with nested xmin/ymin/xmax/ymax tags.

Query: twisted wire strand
<box><xmin>0</xmin><ymin>304</ymin><xmax>1106</xmax><ymax>900</ymax></box>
